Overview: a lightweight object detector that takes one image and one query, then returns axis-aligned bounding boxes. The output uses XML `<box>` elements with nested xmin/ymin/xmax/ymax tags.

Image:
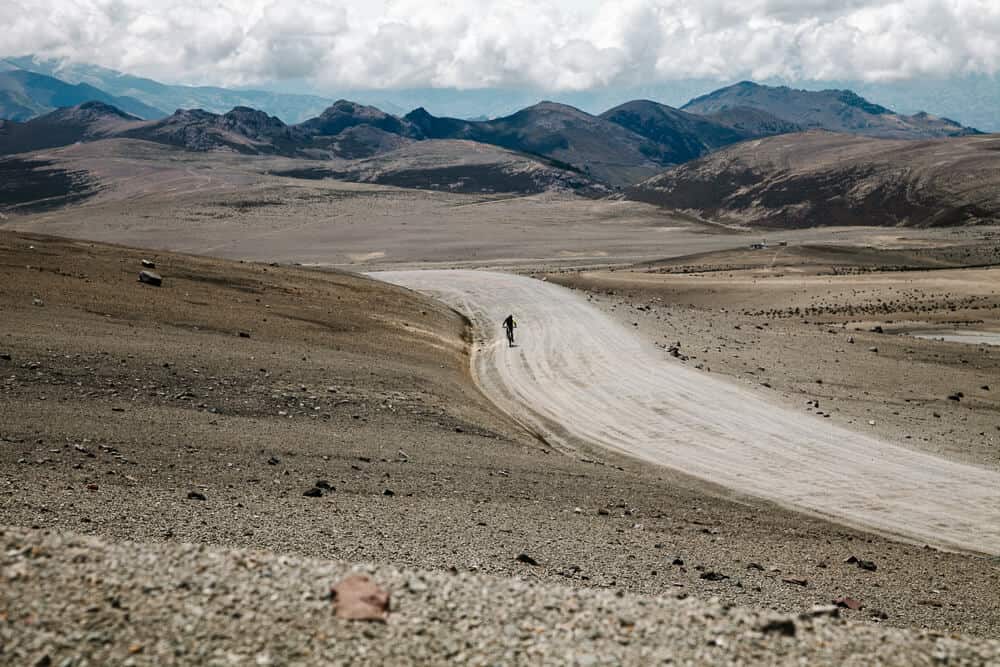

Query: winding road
<box><xmin>374</xmin><ymin>270</ymin><xmax>1000</xmax><ymax>555</ymax></box>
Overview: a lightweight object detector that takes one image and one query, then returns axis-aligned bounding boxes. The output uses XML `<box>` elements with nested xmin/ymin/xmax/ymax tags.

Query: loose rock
<box><xmin>331</xmin><ymin>574</ymin><xmax>390</xmax><ymax>622</ymax></box>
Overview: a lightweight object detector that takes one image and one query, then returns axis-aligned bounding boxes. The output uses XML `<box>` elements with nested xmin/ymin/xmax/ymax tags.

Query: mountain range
<box><xmin>2</xmin><ymin>73</ymin><xmax>982</xmax><ymax>189</ymax></box>
<box><xmin>0</xmin><ymin>68</ymin><xmax>165</xmax><ymax>121</ymax></box>
<box><xmin>0</xmin><ymin>96</ymin><xmax>805</xmax><ymax>187</ymax></box>
<box><xmin>1</xmin><ymin>57</ymin><xmax>996</xmax><ymax>221</ymax></box>
<box><xmin>3</xmin><ymin>56</ymin><xmax>332</xmax><ymax>124</ymax></box>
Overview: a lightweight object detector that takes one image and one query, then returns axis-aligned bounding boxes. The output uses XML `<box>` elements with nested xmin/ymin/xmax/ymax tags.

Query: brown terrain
<box><xmin>548</xmin><ymin>242</ymin><xmax>1000</xmax><ymax>470</ymax></box>
<box><xmin>627</xmin><ymin>131</ymin><xmax>1000</xmax><ymax>228</ymax></box>
<box><xmin>3</xmin><ymin>224</ymin><xmax>1000</xmax><ymax>660</ymax></box>
<box><xmin>3</xmin><ymin>110</ymin><xmax>1000</xmax><ymax>663</ymax></box>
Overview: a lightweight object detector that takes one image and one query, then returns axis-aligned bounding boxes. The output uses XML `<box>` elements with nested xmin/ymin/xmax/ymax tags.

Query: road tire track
<box><xmin>374</xmin><ymin>269</ymin><xmax>1000</xmax><ymax>555</ymax></box>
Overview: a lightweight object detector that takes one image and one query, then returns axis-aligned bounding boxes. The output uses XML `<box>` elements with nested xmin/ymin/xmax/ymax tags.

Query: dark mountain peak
<box><xmin>317</xmin><ymin>99</ymin><xmax>391</xmax><ymax>120</ymax></box>
<box><xmin>74</xmin><ymin>100</ymin><xmax>137</xmax><ymax>119</ymax></box>
<box><xmin>298</xmin><ymin>99</ymin><xmax>417</xmax><ymax>138</ymax></box>
<box><xmin>683</xmin><ymin>81</ymin><xmax>977</xmax><ymax>139</ymax></box>
<box><xmin>404</xmin><ymin>107</ymin><xmax>433</xmax><ymax>122</ymax></box>
<box><xmin>518</xmin><ymin>100</ymin><xmax>588</xmax><ymax>117</ymax></box>
<box><xmin>834</xmin><ymin>89</ymin><xmax>890</xmax><ymax>115</ymax></box>
<box><xmin>223</xmin><ymin>106</ymin><xmax>287</xmax><ymax>131</ymax></box>
<box><xmin>600</xmin><ymin>99</ymin><xmax>753</xmax><ymax>165</ymax></box>
<box><xmin>168</xmin><ymin>108</ymin><xmax>218</xmax><ymax>122</ymax></box>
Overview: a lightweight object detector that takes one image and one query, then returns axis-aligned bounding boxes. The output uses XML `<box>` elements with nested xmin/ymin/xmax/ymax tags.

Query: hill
<box><xmin>405</xmin><ymin>101</ymin><xmax>669</xmax><ymax>186</ymax></box>
<box><xmin>0</xmin><ymin>69</ymin><xmax>165</xmax><ymax>121</ymax></box>
<box><xmin>0</xmin><ymin>101</ymin><xmax>141</xmax><ymax>154</ymax></box>
<box><xmin>276</xmin><ymin>139</ymin><xmax>610</xmax><ymax>196</ymax></box>
<box><xmin>119</xmin><ymin>107</ymin><xmax>306</xmax><ymax>155</ymax></box>
<box><xmin>682</xmin><ymin>81</ymin><xmax>980</xmax><ymax>139</ymax></box>
<box><xmin>626</xmin><ymin>130</ymin><xmax>1000</xmax><ymax>228</ymax></box>
<box><xmin>598</xmin><ymin>100</ymin><xmax>795</xmax><ymax>164</ymax></box>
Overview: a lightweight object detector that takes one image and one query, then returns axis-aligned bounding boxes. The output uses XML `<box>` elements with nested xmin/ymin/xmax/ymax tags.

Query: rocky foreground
<box><xmin>3</xmin><ymin>526</ymin><xmax>999</xmax><ymax>666</ymax></box>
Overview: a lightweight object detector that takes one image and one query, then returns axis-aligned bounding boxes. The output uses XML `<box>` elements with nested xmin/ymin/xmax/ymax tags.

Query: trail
<box><xmin>373</xmin><ymin>269</ymin><xmax>1000</xmax><ymax>555</ymax></box>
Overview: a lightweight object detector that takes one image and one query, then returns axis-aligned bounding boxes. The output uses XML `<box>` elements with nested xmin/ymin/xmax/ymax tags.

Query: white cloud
<box><xmin>3</xmin><ymin>0</ymin><xmax>999</xmax><ymax>89</ymax></box>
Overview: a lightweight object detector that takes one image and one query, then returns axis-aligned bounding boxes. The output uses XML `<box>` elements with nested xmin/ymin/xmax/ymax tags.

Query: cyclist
<box><xmin>502</xmin><ymin>314</ymin><xmax>517</xmax><ymax>347</ymax></box>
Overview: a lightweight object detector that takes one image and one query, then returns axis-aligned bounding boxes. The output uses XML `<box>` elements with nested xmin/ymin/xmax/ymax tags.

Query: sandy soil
<box><xmin>8</xmin><ymin>140</ymin><xmax>1000</xmax><ymax>272</ymax></box>
<box><xmin>548</xmin><ymin>246</ymin><xmax>1000</xmax><ymax>471</ymax></box>
<box><xmin>375</xmin><ymin>270</ymin><xmax>1000</xmax><ymax>555</ymax></box>
<box><xmin>5</xmin><ymin>230</ymin><xmax>1000</xmax><ymax>647</ymax></box>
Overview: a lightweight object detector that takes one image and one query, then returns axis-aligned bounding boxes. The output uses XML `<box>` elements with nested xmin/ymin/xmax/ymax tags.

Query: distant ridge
<box><xmin>0</xmin><ymin>69</ymin><xmax>165</xmax><ymax>121</ymax></box>
<box><xmin>681</xmin><ymin>81</ymin><xmax>980</xmax><ymax>139</ymax></box>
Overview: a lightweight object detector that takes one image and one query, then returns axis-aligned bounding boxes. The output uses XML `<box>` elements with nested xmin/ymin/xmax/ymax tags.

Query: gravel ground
<box><xmin>4</xmin><ymin>525</ymin><xmax>1000</xmax><ymax>667</ymax></box>
<box><xmin>4</xmin><ymin>231</ymin><xmax>1000</xmax><ymax>661</ymax></box>
<box><xmin>547</xmin><ymin>248</ymin><xmax>1000</xmax><ymax>470</ymax></box>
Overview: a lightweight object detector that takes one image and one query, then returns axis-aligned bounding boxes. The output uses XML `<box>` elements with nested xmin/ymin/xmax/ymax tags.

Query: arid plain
<box><xmin>3</xmin><ymin>140</ymin><xmax>1000</xmax><ymax>664</ymax></box>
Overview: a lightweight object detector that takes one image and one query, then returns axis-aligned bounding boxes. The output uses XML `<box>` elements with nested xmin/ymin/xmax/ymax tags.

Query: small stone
<box><xmin>303</xmin><ymin>487</ymin><xmax>323</xmax><ymax>498</ymax></box>
<box><xmin>186</xmin><ymin>491</ymin><xmax>206</xmax><ymax>501</ymax></box>
<box><xmin>700</xmin><ymin>571</ymin><xmax>729</xmax><ymax>581</ymax></box>
<box><xmin>834</xmin><ymin>596</ymin><xmax>863</xmax><ymax>610</ymax></box>
<box><xmin>672</xmin><ymin>557</ymin><xmax>685</xmax><ymax>566</ymax></box>
<box><xmin>782</xmin><ymin>576</ymin><xmax>808</xmax><ymax>586</ymax></box>
<box><xmin>0</xmin><ymin>353</ymin><xmax>11</xmax><ymax>361</ymax></box>
<box><xmin>382</xmin><ymin>489</ymin><xmax>395</xmax><ymax>497</ymax></box>
<box><xmin>267</xmin><ymin>456</ymin><xmax>280</xmax><ymax>465</ymax></box>
<box><xmin>141</xmin><ymin>259</ymin><xmax>156</xmax><ymax>268</ymax></box>
<box><xmin>746</xmin><ymin>562</ymin><xmax>764</xmax><ymax>571</ymax></box>
<box><xmin>406</xmin><ymin>577</ymin><xmax>428</xmax><ymax>593</ymax></box>
<box><xmin>515</xmin><ymin>553</ymin><xmax>539</xmax><ymax>566</ymax></box>
<box><xmin>32</xmin><ymin>298</ymin><xmax>44</xmax><ymax>307</ymax></box>
<box><xmin>315</xmin><ymin>480</ymin><xmax>333</xmax><ymax>490</ymax></box>
<box><xmin>597</xmin><ymin>508</ymin><xmax>610</xmax><ymax>516</ymax></box>
<box><xmin>138</xmin><ymin>270</ymin><xmax>162</xmax><ymax>287</ymax></box>
<box><xmin>238</xmin><ymin>331</ymin><xmax>251</xmax><ymax>338</ymax></box>
<box><xmin>803</xmin><ymin>605</ymin><xmax>840</xmax><ymax>619</ymax></box>
<box><xmin>758</xmin><ymin>618</ymin><xmax>796</xmax><ymax>636</ymax></box>
<box><xmin>331</xmin><ymin>574</ymin><xmax>390</xmax><ymax>622</ymax></box>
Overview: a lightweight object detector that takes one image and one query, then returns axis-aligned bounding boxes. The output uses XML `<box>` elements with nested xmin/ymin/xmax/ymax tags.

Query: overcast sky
<box><xmin>6</xmin><ymin>0</ymin><xmax>1000</xmax><ymax>90</ymax></box>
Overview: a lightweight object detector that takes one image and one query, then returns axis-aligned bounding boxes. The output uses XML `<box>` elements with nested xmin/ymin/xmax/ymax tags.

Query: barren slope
<box><xmin>376</xmin><ymin>270</ymin><xmax>1000</xmax><ymax>555</ymax></box>
<box><xmin>275</xmin><ymin>139</ymin><xmax>610</xmax><ymax>196</ymax></box>
<box><xmin>627</xmin><ymin>131</ymin><xmax>1000</xmax><ymax>228</ymax></box>
<box><xmin>7</xmin><ymin>231</ymin><xmax>1000</xmax><ymax>637</ymax></box>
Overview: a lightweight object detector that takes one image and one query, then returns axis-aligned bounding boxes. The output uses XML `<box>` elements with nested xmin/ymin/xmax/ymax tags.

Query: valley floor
<box><xmin>3</xmin><ymin>230</ymin><xmax>1000</xmax><ymax>654</ymax></box>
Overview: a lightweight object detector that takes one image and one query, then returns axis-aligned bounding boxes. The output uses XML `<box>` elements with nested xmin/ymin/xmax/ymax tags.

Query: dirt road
<box><xmin>374</xmin><ymin>270</ymin><xmax>1000</xmax><ymax>555</ymax></box>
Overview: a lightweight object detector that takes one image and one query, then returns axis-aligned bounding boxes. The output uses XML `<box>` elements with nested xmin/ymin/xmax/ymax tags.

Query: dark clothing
<box><xmin>502</xmin><ymin>315</ymin><xmax>516</xmax><ymax>346</ymax></box>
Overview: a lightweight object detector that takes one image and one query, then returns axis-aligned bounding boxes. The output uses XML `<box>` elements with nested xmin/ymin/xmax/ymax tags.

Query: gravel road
<box><xmin>374</xmin><ymin>270</ymin><xmax>1000</xmax><ymax>555</ymax></box>
<box><xmin>4</xmin><ymin>526</ymin><xmax>999</xmax><ymax>666</ymax></box>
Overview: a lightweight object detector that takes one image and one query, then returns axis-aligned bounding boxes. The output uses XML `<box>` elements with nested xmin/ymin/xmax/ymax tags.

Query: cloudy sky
<box><xmin>6</xmin><ymin>0</ymin><xmax>1000</xmax><ymax>90</ymax></box>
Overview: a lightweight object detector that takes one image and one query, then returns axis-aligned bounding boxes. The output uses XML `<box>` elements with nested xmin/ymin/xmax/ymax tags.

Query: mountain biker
<box><xmin>502</xmin><ymin>314</ymin><xmax>517</xmax><ymax>347</ymax></box>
